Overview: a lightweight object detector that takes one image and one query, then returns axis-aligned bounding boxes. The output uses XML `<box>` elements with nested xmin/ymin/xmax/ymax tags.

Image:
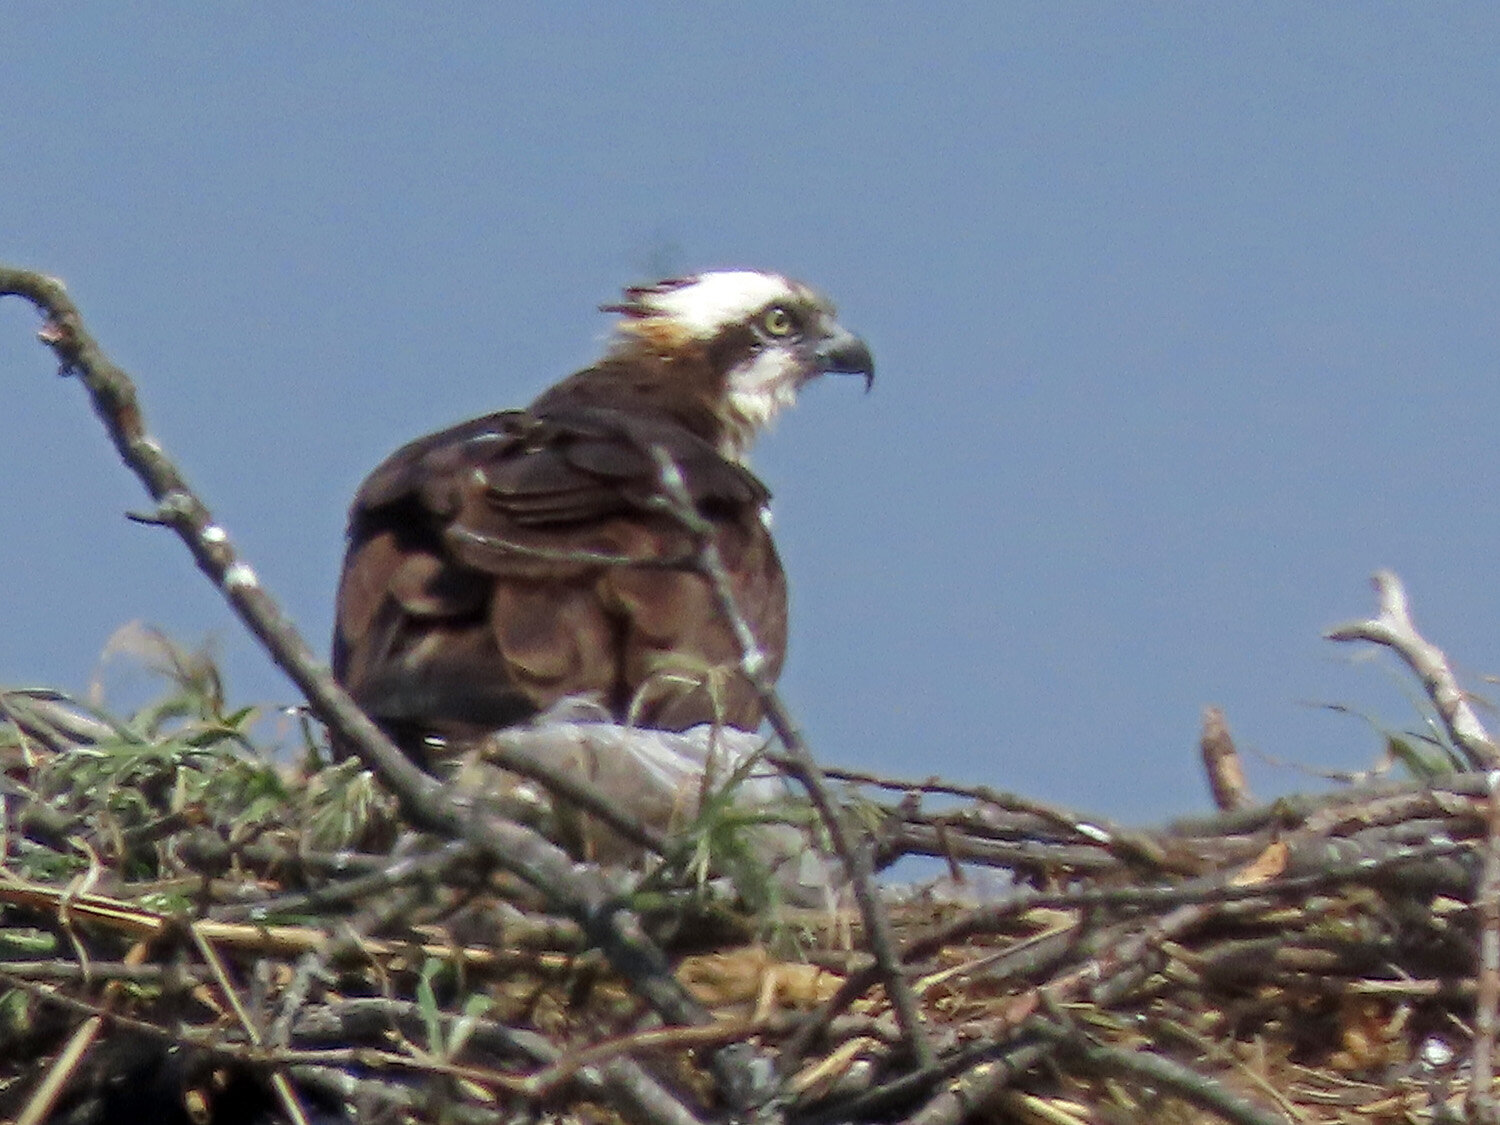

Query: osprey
<box><xmin>332</xmin><ymin>271</ymin><xmax>873</xmax><ymax>754</ymax></box>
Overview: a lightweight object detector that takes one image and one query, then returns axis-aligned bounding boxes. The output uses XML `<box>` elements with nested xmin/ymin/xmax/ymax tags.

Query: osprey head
<box><xmin>603</xmin><ymin>270</ymin><xmax>874</xmax><ymax>461</ymax></box>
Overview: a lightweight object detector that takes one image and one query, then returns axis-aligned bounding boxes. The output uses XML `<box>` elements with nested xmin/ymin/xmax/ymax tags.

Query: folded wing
<box><xmin>333</xmin><ymin>402</ymin><xmax>787</xmax><ymax>750</ymax></box>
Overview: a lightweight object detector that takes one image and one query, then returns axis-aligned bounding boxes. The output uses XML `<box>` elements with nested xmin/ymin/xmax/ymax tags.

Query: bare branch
<box><xmin>1325</xmin><ymin>569</ymin><xmax>1499</xmax><ymax>768</ymax></box>
<box><xmin>1037</xmin><ymin>1017</ymin><xmax>1294</xmax><ymax>1125</ymax></box>
<box><xmin>190</xmin><ymin>925</ymin><xmax>311</xmax><ymax>1125</ymax></box>
<box><xmin>648</xmin><ymin>447</ymin><xmax>936</xmax><ymax>1070</ymax></box>
<box><xmin>0</xmin><ymin>263</ymin><xmax>763</xmax><ymax>1120</ymax></box>
<box><xmin>800</xmin><ymin>763</ymin><xmax>1128</xmax><ymax>845</ymax></box>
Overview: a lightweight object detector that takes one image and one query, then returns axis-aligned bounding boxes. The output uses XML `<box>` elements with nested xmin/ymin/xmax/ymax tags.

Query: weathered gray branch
<box><xmin>649</xmin><ymin>448</ymin><xmax>936</xmax><ymax>1070</ymax></box>
<box><xmin>1325</xmin><ymin>568</ymin><xmax>1499</xmax><ymax>768</ymax></box>
<box><xmin>0</xmin><ymin>263</ymin><xmax>758</xmax><ymax>1122</ymax></box>
<box><xmin>1471</xmin><ymin>768</ymin><xmax>1500</xmax><ymax>1119</ymax></box>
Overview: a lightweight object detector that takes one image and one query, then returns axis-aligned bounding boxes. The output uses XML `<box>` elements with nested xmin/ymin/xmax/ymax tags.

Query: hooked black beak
<box><xmin>813</xmin><ymin>324</ymin><xmax>875</xmax><ymax>391</ymax></box>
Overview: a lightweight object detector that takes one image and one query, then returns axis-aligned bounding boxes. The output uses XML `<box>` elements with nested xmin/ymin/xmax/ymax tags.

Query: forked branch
<box><xmin>1324</xmin><ymin>568</ymin><xmax>1499</xmax><ymax>769</ymax></box>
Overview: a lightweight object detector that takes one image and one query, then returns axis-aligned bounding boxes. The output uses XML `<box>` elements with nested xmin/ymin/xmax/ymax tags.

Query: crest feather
<box><xmin>603</xmin><ymin>271</ymin><xmax>813</xmax><ymax>339</ymax></box>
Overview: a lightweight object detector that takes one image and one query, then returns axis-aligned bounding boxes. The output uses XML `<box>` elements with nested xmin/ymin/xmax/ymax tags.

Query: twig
<box><xmin>295</xmin><ymin>997</ymin><xmax>706</xmax><ymax>1125</ymax></box>
<box><xmin>0</xmin><ymin>264</ymin><xmax>763</xmax><ymax>1120</ymax></box>
<box><xmin>801</xmin><ymin>761</ymin><xmax>1196</xmax><ymax>875</ymax></box>
<box><xmin>15</xmin><ymin>1009</ymin><xmax>107</xmax><ymax>1125</ymax></box>
<box><xmin>1471</xmin><ymin>767</ymin><xmax>1500</xmax><ymax>1119</ymax></box>
<box><xmin>801</xmin><ymin>762</ymin><xmax>1128</xmax><ymax>846</ymax></box>
<box><xmin>289</xmin><ymin>1066</ymin><xmax>502</xmax><ymax>1125</ymax></box>
<box><xmin>269</xmin><ymin>948</ymin><xmax>335</xmax><ymax>1052</ymax></box>
<box><xmin>799</xmin><ymin>1035</ymin><xmax>1051</xmax><ymax>1125</ymax></box>
<box><xmin>808</xmin><ymin>843</ymin><xmax>1401</xmax><ymax>1125</ymax></box>
<box><xmin>1036</xmin><ymin>1017</ymin><xmax>1294</xmax><ymax>1125</ymax></box>
<box><xmin>211</xmin><ymin>838</ymin><xmax>476</xmax><ymax>922</ymax></box>
<box><xmin>1161</xmin><ymin>766</ymin><xmax>1500</xmax><ymax>842</ymax></box>
<box><xmin>519</xmin><ymin>1018</ymin><xmax>768</xmax><ymax>1100</ymax></box>
<box><xmin>1145</xmin><ymin>1009</ymin><xmax>1312</xmax><ymax>1122</ymax></box>
<box><xmin>649</xmin><ymin>447</ymin><xmax>935</xmax><ymax>1070</ymax></box>
<box><xmin>1325</xmin><ymin>569</ymin><xmax>1499</xmax><ymax>768</ymax></box>
<box><xmin>875</xmin><ymin>820</ymin><xmax>1122</xmax><ymax>873</ymax></box>
<box><xmin>893</xmin><ymin>1044</ymin><xmax>1053</xmax><ymax>1125</ymax></box>
<box><xmin>190</xmin><ymin>924</ymin><xmax>312</xmax><ymax>1125</ymax></box>
<box><xmin>0</xmin><ymin>960</ymin><xmax>212</xmax><ymax>984</ymax></box>
<box><xmin>905</xmin><ymin>836</ymin><xmax>1467</xmax><ymax>959</ymax></box>
<box><xmin>14</xmin><ymin>939</ymin><xmax>154</xmax><ymax>1125</ymax></box>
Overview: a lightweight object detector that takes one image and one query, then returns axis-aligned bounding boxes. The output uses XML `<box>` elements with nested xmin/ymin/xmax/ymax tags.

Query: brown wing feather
<box><xmin>332</xmin><ymin>399</ymin><xmax>785</xmax><ymax>749</ymax></box>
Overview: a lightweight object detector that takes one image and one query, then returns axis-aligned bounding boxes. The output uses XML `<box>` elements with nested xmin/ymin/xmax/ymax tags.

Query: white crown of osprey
<box><xmin>602</xmin><ymin>270</ymin><xmax>830</xmax><ymax>340</ymax></box>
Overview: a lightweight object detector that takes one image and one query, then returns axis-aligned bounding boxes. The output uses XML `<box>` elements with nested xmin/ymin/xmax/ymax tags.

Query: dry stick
<box><xmin>1471</xmin><ymin>768</ymin><xmax>1500</xmax><ymax>1119</ymax></box>
<box><xmin>14</xmin><ymin>940</ymin><xmax>154</xmax><ymax>1125</ymax></box>
<box><xmin>518</xmin><ymin>1018</ymin><xmax>770</xmax><ymax>1100</ymax></box>
<box><xmin>888</xmin><ymin>1043</ymin><xmax>1053</xmax><ymax>1125</ymax></box>
<box><xmin>1325</xmin><ymin>568</ymin><xmax>1500</xmax><ymax>769</ymax></box>
<box><xmin>877</xmin><ymin>822</ymin><xmax>1122</xmax><ymax>874</ymax></box>
<box><xmin>788</xmin><ymin>869</ymin><xmax>1311</xmax><ymax>1091</ymax></box>
<box><xmin>0</xmin><ymin>961</ymin><xmax>213</xmax><ymax>984</ymax></box>
<box><xmin>0</xmin><ymin>265</ymin><xmax>745</xmax><ymax>1123</ymax></box>
<box><xmin>1162</xmin><ymin>767</ymin><xmax>1496</xmax><ymax>842</ymax></box>
<box><xmin>802</xmin><ymin>762</ymin><xmax>1195</xmax><ymax>875</ymax></box>
<box><xmin>299</xmin><ymin>998</ymin><xmax>706</xmax><ymax>1125</ymax></box>
<box><xmin>802</xmin><ymin>763</ymin><xmax>1129</xmax><ymax>846</ymax></box>
<box><xmin>212</xmin><ymin>838</ymin><xmax>476</xmax><ymax>923</ymax></box>
<box><xmin>648</xmin><ymin>447</ymin><xmax>936</xmax><ymax>1071</ymax></box>
<box><xmin>296</xmin><ymin>1044</ymin><xmax>729</xmax><ymax>1125</ymax></box>
<box><xmin>259</xmin><ymin>863</ymin><xmax>438</xmax><ymax>1070</ymax></box>
<box><xmin>190</xmin><ymin>925</ymin><xmax>312</xmax><ymax>1125</ymax></box>
<box><xmin>15</xmin><ymin>1009</ymin><xmax>109</xmax><ymax>1125</ymax></box>
<box><xmin>1200</xmin><ymin>705</ymin><xmax>1254</xmax><ymax>812</ymax></box>
<box><xmin>1143</xmin><ymin>1009</ymin><xmax>1308</xmax><ymax>1123</ymax></box>
<box><xmin>0</xmin><ymin>965</ymin><xmax>240</xmax><ymax>1050</ymax></box>
<box><xmin>240</xmin><ymin>1041</ymin><xmax>727</xmax><ymax>1120</ymax></box>
<box><xmin>901</xmin><ymin>1023</ymin><xmax>1294</xmax><ymax>1125</ymax></box>
<box><xmin>786</xmin><ymin>775</ymin><xmax>1436</xmax><ymax>1074</ymax></box>
<box><xmin>1032</xmin><ymin>1017</ymin><xmax>1293</xmax><ymax>1125</ymax></box>
<box><xmin>290</xmin><ymin>1067</ymin><xmax>501</xmax><ymax>1125</ymax></box>
<box><xmin>269</xmin><ymin>947</ymin><xmax>337</xmax><ymax>1055</ymax></box>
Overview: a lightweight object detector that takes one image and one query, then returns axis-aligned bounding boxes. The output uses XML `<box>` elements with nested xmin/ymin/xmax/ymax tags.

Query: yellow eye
<box><xmin>761</xmin><ymin>305</ymin><xmax>797</xmax><ymax>337</ymax></box>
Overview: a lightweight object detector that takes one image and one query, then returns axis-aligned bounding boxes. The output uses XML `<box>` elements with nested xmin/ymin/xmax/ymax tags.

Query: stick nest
<box><xmin>0</xmin><ymin>663</ymin><xmax>1486</xmax><ymax>1125</ymax></box>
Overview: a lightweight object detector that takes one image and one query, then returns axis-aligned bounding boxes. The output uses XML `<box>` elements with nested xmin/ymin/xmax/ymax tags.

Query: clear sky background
<box><xmin>2</xmin><ymin>7</ymin><xmax>1497</xmax><ymax>823</ymax></box>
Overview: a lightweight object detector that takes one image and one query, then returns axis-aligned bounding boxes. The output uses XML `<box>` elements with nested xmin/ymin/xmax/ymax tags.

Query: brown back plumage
<box><xmin>332</xmin><ymin>397</ymin><xmax>787</xmax><ymax>749</ymax></box>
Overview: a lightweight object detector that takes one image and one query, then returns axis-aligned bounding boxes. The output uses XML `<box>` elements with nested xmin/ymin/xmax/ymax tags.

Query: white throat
<box><xmin>719</xmin><ymin>348</ymin><xmax>802</xmax><ymax>462</ymax></box>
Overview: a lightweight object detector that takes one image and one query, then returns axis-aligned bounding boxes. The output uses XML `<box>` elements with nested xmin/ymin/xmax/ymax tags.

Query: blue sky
<box><xmin>2</xmin><ymin>7</ymin><xmax>1497</xmax><ymax>821</ymax></box>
